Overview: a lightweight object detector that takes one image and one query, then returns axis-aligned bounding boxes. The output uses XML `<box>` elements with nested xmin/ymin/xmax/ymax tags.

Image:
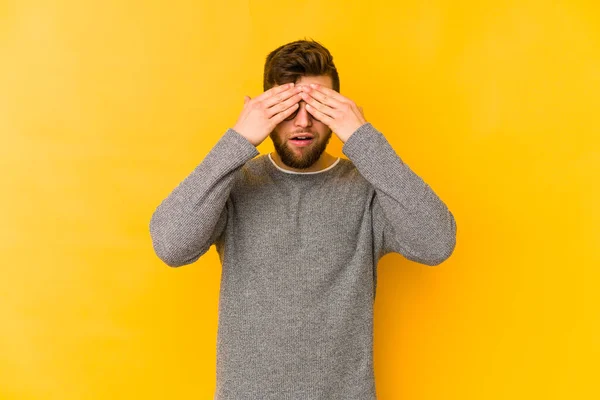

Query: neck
<box><xmin>270</xmin><ymin>151</ymin><xmax>337</xmax><ymax>173</ymax></box>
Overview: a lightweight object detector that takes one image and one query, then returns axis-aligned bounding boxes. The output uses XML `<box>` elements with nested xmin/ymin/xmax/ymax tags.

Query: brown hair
<box><xmin>263</xmin><ymin>39</ymin><xmax>340</xmax><ymax>92</ymax></box>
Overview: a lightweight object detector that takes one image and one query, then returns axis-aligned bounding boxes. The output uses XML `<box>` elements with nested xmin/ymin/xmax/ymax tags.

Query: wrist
<box><xmin>232</xmin><ymin>128</ymin><xmax>260</xmax><ymax>147</ymax></box>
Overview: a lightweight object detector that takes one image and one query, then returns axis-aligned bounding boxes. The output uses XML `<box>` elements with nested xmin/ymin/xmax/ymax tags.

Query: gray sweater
<box><xmin>149</xmin><ymin>122</ymin><xmax>457</xmax><ymax>399</ymax></box>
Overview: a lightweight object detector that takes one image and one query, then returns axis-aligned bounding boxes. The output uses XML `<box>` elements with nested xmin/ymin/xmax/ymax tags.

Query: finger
<box><xmin>300</xmin><ymin>92</ymin><xmax>336</xmax><ymax>119</ymax></box>
<box><xmin>271</xmin><ymin>102</ymin><xmax>300</xmax><ymax>124</ymax></box>
<box><xmin>266</xmin><ymin>92</ymin><xmax>302</xmax><ymax>119</ymax></box>
<box><xmin>263</xmin><ymin>85</ymin><xmax>302</xmax><ymax>108</ymax></box>
<box><xmin>244</xmin><ymin>96</ymin><xmax>251</xmax><ymax>105</ymax></box>
<box><xmin>307</xmin><ymin>83</ymin><xmax>348</xmax><ymax>103</ymax></box>
<box><xmin>300</xmin><ymin>89</ymin><xmax>342</xmax><ymax>112</ymax></box>
<box><xmin>254</xmin><ymin>83</ymin><xmax>295</xmax><ymax>103</ymax></box>
<box><xmin>305</xmin><ymin>103</ymin><xmax>333</xmax><ymax>125</ymax></box>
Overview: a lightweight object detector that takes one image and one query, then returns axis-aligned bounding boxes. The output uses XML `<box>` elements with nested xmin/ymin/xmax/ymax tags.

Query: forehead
<box><xmin>294</xmin><ymin>75</ymin><xmax>333</xmax><ymax>89</ymax></box>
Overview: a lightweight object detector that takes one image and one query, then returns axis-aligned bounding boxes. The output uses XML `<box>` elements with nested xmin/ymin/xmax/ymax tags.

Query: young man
<box><xmin>149</xmin><ymin>39</ymin><xmax>457</xmax><ymax>399</ymax></box>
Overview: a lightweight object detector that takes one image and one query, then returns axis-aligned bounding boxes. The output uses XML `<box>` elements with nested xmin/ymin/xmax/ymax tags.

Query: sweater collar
<box><xmin>267</xmin><ymin>153</ymin><xmax>341</xmax><ymax>175</ymax></box>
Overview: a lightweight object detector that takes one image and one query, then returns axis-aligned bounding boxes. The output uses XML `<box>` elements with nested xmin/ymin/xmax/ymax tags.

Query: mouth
<box><xmin>289</xmin><ymin>134</ymin><xmax>314</xmax><ymax>147</ymax></box>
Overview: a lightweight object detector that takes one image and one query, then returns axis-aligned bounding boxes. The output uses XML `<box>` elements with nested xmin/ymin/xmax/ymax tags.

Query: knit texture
<box><xmin>149</xmin><ymin>122</ymin><xmax>457</xmax><ymax>399</ymax></box>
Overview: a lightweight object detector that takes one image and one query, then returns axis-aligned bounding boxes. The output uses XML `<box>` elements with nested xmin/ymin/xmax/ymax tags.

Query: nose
<box><xmin>294</xmin><ymin>101</ymin><xmax>313</xmax><ymax>128</ymax></box>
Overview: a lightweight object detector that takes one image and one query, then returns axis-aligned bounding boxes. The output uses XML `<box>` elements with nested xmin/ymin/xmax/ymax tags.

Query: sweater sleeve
<box><xmin>341</xmin><ymin>123</ymin><xmax>457</xmax><ymax>266</ymax></box>
<box><xmin>149</xmin><ymin>128</ymin><xmax>259</xmax><ymax>267</ymax></box>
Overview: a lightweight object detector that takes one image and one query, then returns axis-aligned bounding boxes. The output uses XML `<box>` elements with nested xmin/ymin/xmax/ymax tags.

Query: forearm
<box><xmin>149</xmin><ymin>128</ymin><xmax>259</xmax><ymax>267</ymax></box>
<box><xmin>342</xmin><ymin>123</ymin><xmax>457</xmax><ymax>265</ymax></box>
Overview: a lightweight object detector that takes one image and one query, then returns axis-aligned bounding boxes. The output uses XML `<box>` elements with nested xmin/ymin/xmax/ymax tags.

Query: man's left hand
<box><xmin>299</xmin><ymin>83</ymin><xmax>367</xmax><ymax>143</ymax></box>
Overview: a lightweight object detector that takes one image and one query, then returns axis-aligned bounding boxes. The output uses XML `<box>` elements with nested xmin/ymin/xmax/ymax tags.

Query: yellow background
<box><xmin>1</xmin><ymin>0</ymin><xmax>598</xmax><ymax>398</ymax></box>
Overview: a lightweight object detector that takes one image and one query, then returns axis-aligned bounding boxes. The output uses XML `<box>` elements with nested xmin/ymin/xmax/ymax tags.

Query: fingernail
<box><xmin>310</xmin><ymin>83</ymin><xmax>317</xmax><ymax>88</ymax></box>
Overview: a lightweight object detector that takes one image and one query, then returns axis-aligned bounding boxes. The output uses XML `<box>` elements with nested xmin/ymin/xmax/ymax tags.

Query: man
<box><xmin>149</xmin><ymin>39</ymin><xmax>457</xmax><ymax>399</ymax></box>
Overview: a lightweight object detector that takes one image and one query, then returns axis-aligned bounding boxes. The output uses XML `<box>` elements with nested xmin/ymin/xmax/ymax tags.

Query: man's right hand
<box><xmin>232</xmin><ymin>83</ymin><xmax>303</xmax><ymax>146</ymax></box>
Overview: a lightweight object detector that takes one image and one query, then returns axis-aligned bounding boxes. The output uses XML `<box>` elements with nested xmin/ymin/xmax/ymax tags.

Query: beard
<box><xmin>270</xmin><ymin>129</ymin><xmax>333</xmax><ymax>169</ymax></box>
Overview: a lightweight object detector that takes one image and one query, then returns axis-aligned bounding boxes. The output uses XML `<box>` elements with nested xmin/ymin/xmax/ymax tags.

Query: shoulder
<box><xmin>231</xmin><ymin>154</ymin><xmax>270</xmax><ymax>188</ymax></box>
<box><xmin>241</xmin><ymin>154</ymin><xmax>268</xmax><ymax>174</ymax></box>
<box><xmin>336</xmin><ymin>157</ymin><xmax>368</xmax><ymax>183</ymax></box>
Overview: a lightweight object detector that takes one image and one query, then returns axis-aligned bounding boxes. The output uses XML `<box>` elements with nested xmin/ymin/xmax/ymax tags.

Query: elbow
<box><xmin>158</xmin><ymin>255</ymin><xmax>187</xmax><ymax>268</ymax></box>
<box><xmin>389</xmin><ymin>215</ymin><xmax>458</xmax><ymax>266</ymax></box>
<box><xmin>150</xmin><ymin>239</ymin><xmax>208</xmax><ymax>268</ymax></box>
<box><xmin>424</xmin><ymin>237</ymin><xmax>456</xmax><ymax>266</ymax></box>
<box><xmin>155</xmin><ymin>250</ymin><xmax>188</xmax><ymax>268</ymax></box>
<box><xmin>149</xmin><ymin>215</ymin><xmax>208</xmax><ymax>268</ymax></box>
<box><xmin>400</xmin><ymin>236</ymin><xmax>456</xmax><ymax>266</ymax></box>
<box><xmin>424</xmin><ymin>216</ymin><xmax>457</xmax><ymax>266</ymax></box>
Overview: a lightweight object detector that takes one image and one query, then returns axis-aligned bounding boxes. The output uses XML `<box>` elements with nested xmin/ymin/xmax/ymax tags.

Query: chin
<box><xmin>271</xmin><ymin>131</ymin><xmax>331</xmax><ymax>169</ymax></box>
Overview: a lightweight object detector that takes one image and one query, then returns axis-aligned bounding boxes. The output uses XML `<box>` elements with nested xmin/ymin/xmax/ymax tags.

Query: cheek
<box><xmin>270</xmin><ymin>126</ymin><xmax>289</xmax><ymax>143</ymax></box>
<box><xmin>313</xmin><ymin>122</ymin><xmax>331</xmax><ymax>135</ymax></box>
<box><xmin>273</xmin><ymin>120</ymin><xmax>293</xmax><ymax>131</ymax></box>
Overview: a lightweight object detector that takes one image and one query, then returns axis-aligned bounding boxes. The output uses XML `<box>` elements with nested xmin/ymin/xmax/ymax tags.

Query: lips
<box><xmin>290</xmin><ymin>134</ymin><xmax>314</xmax><ymax>140</ymax></box>
<box><xmin>289</xmin><ymin>135</ymin><xmax>314</xmax><ymax>147</ymax></box>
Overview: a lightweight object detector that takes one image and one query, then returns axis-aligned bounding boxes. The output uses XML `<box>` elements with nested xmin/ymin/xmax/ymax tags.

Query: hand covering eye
<box><xmin>283</xmin><ymin>100</ymin><xmax>319</xmax><ymax>122</ymax></box>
